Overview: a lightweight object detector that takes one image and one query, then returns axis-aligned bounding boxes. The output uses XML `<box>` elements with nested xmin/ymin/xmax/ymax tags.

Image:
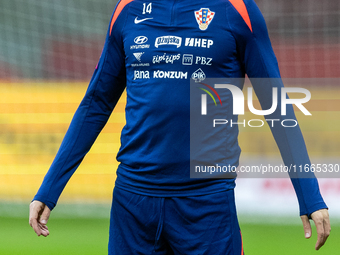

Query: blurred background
<box><xmin>0</xmin><ymin>0</ymin><xmax>339</xmax><ymax>254</ymax></box>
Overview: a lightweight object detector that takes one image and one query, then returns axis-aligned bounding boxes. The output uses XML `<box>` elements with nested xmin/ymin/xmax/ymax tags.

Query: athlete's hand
<box><xmin>29</xmin><ymin>200</ymin><xmax>51</xmax><ymax>237</ymax></box>
<box><xmin>301</xmin><ymin>209</ymin><xmax>330</xmax><ymax>250</ymax></box>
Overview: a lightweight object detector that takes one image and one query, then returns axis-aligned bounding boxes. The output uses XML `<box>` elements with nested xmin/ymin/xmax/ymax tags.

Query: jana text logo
<box><xmin>195</xmin><ymin>8</ymin><xmax>215</xmax><ymax>31</ymax></box>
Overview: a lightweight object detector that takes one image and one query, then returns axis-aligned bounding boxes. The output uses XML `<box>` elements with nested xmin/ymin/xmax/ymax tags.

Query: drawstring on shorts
<box><xmin>154</xmin><ymin>197</ymin><xmax>165</xmax><ymax>247</ymax></box>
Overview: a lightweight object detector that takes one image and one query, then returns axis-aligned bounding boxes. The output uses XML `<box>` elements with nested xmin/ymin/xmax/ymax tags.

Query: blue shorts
<box><xmin>109</xmin><ymin>187</ymin><xmax>244</xmax><ymax>255</ymax></box>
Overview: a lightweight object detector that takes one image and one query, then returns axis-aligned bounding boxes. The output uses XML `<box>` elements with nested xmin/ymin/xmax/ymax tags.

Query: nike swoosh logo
<box><xmin>134</xmin><ymin>17</ymin><xmax>153</xmax><ymax>24</ymax></box>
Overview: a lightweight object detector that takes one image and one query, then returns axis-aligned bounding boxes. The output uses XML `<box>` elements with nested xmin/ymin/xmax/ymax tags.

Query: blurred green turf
<box><xmin>0</xmin><ymin>215</ymin><xmax>338</xmax><ymax>255</ymax></box>
<box><xmin>241</xmin><ymin>223</ymin><xmax>338</xmax><ymax>255</ymax></box>
<box><xmin>0</xmin><ymin>216</ymin><xmax>110</xmax><ymax>255</ymax></box>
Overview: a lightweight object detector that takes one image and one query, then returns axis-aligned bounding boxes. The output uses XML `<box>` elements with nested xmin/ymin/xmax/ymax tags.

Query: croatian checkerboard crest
<box><xmin>194</xmin><ymin>8</ymin><xmax>215</xmax><ymax>31</ymax></box>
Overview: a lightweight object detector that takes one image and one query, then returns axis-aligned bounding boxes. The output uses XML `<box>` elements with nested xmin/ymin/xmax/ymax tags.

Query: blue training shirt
<box><xmin>34</xmin><ymin>0</ymin><xmax>327</xmax><ymax>217</ymax></box>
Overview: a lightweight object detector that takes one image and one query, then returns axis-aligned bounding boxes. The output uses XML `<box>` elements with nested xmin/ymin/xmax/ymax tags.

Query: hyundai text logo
<box><xmin>134</xmin><ymin>36</ymin><xmax>148</xmax><ymax>44</ymax></box>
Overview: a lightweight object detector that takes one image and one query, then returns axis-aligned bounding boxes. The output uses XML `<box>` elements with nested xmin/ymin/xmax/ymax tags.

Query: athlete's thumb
<box><xmin>301</xmin><ymin>215</ymin><xmax>312</xmax><ymax>239</ymax></box>
<box><xmin>40</xmin><ymin>205</ymin><xmax>51</xmax><ymax>225</ymax></box>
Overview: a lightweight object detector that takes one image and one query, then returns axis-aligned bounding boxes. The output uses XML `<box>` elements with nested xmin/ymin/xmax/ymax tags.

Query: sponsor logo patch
<box><xmin>153</xmin><ymin>70</ymin><xmax>188</xmax><ymax>79</ymax></box>
<box><xmin>133</xmin><ymin>52</ymin><xmax>144</xmax><ymax>62</ymax></box>
<box><xmin>153</xmin><ymin>53</ymin><xmax>181</xmax><ymax>64</ymax></box>
<box><xmin>131</xmin><ymin>36</ymin><xmax>150</xmax><ymax>50</ymax></box>
<box><xmin>192</xmin><ymin>68</ymin><xmax>206</xmax><ymax>82</ymax></box>
<box><xmin>134</xmin><ymin>70</ymin><xmax>150</xmax><ymax>80</ymax></box>
<box><xmin>182</xmin><ymin>54</ymin><xmax>193</xmax><ymax>65</ymax></box>
<box><xmin>182</xmin><ymin>54</ymin><xmax>213</xmax><ymax>66</ymax></box>
<box><xmin>134</xmin><ymin>36</ymin><xmax>148</xmax><ymax>44</ymax></box>
<box><xmin>185</xmin><ymin>38</ymin><xmax>213</xmax><ymax>48</ymax></box>
<box><xmin>155</xmin><ymin>36</ymin><xmax>182</xmax><ymax>48</ymax></box>
<box><xmin>195</xmin><ymin>56</ymin><xmax>212</xmax><ymax>66</ymax></box>
<box><xmin>132</xmin><ymin>52</ymin><xmax>150</xmax><ymax>67</ymax></box>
